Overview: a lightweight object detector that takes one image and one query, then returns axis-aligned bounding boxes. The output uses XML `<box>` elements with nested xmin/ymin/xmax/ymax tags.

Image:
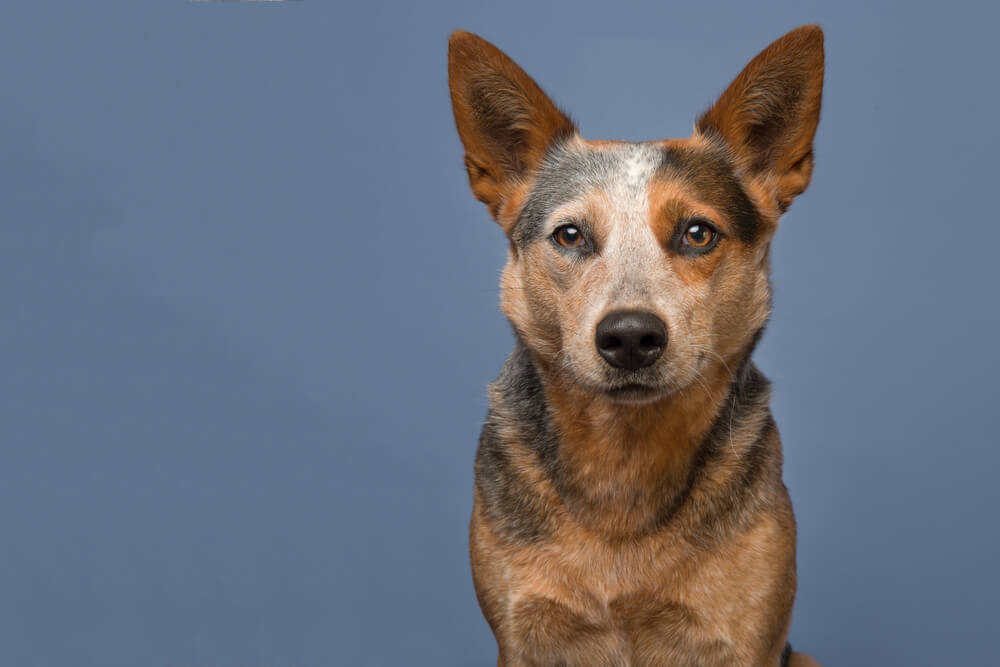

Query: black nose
<box><xmin>595</xmin><ymin>310</ymin><xmax>668</xmax><ymax>371</ymax></box>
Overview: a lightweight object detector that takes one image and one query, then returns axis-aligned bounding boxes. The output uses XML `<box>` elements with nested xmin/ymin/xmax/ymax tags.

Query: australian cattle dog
<box><xmin>448</xmin><ymin>25</ymin><xmax>825</xmax><ymax>666</ymax></box>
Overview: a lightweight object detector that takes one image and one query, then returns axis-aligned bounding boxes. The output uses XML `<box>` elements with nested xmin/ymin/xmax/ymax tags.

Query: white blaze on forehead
<box><xmin>597</xmin><ymin>143</ymin><xmax>661</xmax><ymax>231</ymax></box>
<box><xmin>601</xmin><ymin>144</ymin><xmax>664</xmax><ymax>299</ymax></box>
<box><xmin>625</xmin><ymin>144</ymin><xmax>657</xmax><ymax>186</ymax></box>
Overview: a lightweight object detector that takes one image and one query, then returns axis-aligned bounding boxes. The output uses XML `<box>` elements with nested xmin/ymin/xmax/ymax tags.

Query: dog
<box><xmin>448</xmin><ymin>25</ymin><xmax>824</xmax><ymax>666</ymax></box>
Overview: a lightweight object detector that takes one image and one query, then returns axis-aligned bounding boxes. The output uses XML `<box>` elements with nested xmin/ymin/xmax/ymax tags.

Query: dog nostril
<box><xmin>639</xmin><ymin>334</ymin><xmax>659</xmax><ymax>349</ymax></box>
<box><xmin>595</xmin><ymin>310</ymin><xmax>668</xmax><ymax>371</ymax></box>
<box><xmin>600</xmin><ymin>336</ymin><xmax>622</xmax><ymax>350</ymax></box>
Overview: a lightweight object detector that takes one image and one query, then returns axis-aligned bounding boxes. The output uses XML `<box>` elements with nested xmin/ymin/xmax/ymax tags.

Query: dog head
<box><xmin>449</xmin><ymin>27</ymin><xmax>823</xmax><ymax>404</ymax></box>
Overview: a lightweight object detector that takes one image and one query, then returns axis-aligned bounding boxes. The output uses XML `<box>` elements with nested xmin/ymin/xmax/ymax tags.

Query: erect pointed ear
<box><xmin>448</xmin><ymin>31</ymin><xmax>577</xmax><ymax>220</ymax></box>
<box><xmin>696</xmin><ymin>25</ymin><xmax>824</xmax><ymax>213</ymax></box>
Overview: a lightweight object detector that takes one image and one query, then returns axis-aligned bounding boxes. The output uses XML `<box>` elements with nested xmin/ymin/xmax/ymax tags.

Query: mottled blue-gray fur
<box><xmin>512</xmin><ymin>137</ymin><xmax>763</xmax><ymax>248</ymax></box>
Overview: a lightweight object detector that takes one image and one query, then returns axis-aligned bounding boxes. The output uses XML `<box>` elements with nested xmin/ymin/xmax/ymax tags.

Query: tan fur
<box><xmin>696</xmin><ymin>26</ymin><xmax>824</xmax><ymax>212</ymax></box>
<box><xmin>451</xmin><ymin>25</ymin><xmax>825</xmax><ymax>666</ymax></box>
<box><xmin>470</xmin><ymin>362</ymin><xmax>797</xmax><ymax>665</ymax></box>
<box><xmin>448</xmin><ymin>31</ymin><xmax>576</xmax><ymax>219</ymax></box>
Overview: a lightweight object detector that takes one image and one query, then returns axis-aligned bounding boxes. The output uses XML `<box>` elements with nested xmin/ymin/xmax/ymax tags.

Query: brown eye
<box><xmin>554</xmin><ymin>224</ymin><xmax>584</xmax><ymax>248</ymax></box>
<box><xmin>683</xmin><ymin>222</ymin><xmax>716</xmax><ymax>249</ymax></box>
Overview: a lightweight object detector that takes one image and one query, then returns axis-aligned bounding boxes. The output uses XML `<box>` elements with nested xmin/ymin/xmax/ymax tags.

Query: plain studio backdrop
<box><xmin>2</xmin><ymin>1</ymin><xmax>998</xmax><ymax>665</ymax></box>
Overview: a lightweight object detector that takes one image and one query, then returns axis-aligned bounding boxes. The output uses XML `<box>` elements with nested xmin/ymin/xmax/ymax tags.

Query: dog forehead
<box><xmin>513</xmin><ymin>141</ymin><xmax>660</xmax><ymax>245</ymax></box>
<box><xmin>512</xmin><ymin>138</ymin><xmax>763</xmax><ymax>245</ymax></box>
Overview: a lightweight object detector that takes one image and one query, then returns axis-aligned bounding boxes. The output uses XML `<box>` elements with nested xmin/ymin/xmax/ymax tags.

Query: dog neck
<box><xmin>522</xmin><ymin>340</ymin><xmax>758</xmax><ymax>538</ymax></box>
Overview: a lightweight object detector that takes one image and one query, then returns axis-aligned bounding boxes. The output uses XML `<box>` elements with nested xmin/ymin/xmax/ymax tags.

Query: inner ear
<box><xmin>464</xmin><ymin>71</ymin><xmax>540</xmax><ymax>175</ymax></box>
<box><xmin>696</xmin><ymin>25</ymin><xmax>824</xmax><ymax>210</ymax></box>
<box><xmin>448</xmin><ymin>31</ymin><xmax>576</xmax><ymax>220</ymax></box>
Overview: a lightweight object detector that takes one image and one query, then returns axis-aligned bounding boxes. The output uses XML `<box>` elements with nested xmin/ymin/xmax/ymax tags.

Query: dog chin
<box><xmin>602</xmin><ymin>383</ymin><xmax>670</xmax><ymax>405</ymax></box>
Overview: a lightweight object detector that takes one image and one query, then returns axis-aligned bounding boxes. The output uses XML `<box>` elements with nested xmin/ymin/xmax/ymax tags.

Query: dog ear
<box><xmin>448</xmin><ymin>31</ymin><xmax>577</xmax><ymax>220</ymax></box>
<box><xmin>696</xmin><ymin>25</ymin><xmax>824</xmax><ymax>213</ymax></box>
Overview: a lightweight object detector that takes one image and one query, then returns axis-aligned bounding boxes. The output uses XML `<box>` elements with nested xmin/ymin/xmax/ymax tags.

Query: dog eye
<box><xmin>682</xmin><ymin>221</ymin><xmax>718</xmax><ymax>250</ymax></box>
<box><xmin>553</xmin><ymin>224</ymin><xmax>584</xmax><ymax>248</ymax></box>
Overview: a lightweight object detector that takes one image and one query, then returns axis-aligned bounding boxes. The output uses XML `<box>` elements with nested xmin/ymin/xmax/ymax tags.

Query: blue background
<box><xmin>2</xmin><ymin>1</ymin><xmax>997</xmax><ymax>665</ymax></box>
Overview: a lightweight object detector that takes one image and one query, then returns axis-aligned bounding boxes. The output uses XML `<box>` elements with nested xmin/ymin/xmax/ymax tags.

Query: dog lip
<box><xmin>602</xmin><ymin>383</ymin><xmax>668</xmax><ymax>405</ymax></box>
<box><xmin>605</xmin><ymin>383</ymin><xmax>663</xmax><ymax>399</ymax></box>
<box><xmin>608</xmin><ymin>383</ymin><xmax>654</xmax><ymax>393</ymax></box>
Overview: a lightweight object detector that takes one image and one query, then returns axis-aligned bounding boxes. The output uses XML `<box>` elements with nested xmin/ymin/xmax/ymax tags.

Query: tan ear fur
<box><xmin>448</xmin><ymin>31</ymin><xmax>577</xmax><ymax>220</ymax></box>
<box><xmin>697</xmin><ymin>25</ymin><xmax>825</xmax><ymax>212</ymax></box>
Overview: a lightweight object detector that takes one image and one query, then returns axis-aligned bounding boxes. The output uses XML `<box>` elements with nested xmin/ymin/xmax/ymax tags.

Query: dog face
<box><xmin>495</xmin><ymin>136</ymin><xmax>776</xmax><ymax>404</ymax></box>
<box><xmin>449</xmin><ymin>27</ymin><xmax>823</xmax><ymax>403</ymax></box>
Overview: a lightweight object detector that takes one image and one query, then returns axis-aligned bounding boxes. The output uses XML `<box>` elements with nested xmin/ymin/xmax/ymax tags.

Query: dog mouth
<box><xmin>603</xmin><ymin>383</ymin><xmax>667</xmax><ymax>404</ymax></box>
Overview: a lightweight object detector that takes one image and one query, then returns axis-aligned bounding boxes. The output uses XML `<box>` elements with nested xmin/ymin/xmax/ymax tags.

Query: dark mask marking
<box><xmin>656</xmin><ymin>141</ymin><xmax>764</xmax><ymax>244</ymax></box>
